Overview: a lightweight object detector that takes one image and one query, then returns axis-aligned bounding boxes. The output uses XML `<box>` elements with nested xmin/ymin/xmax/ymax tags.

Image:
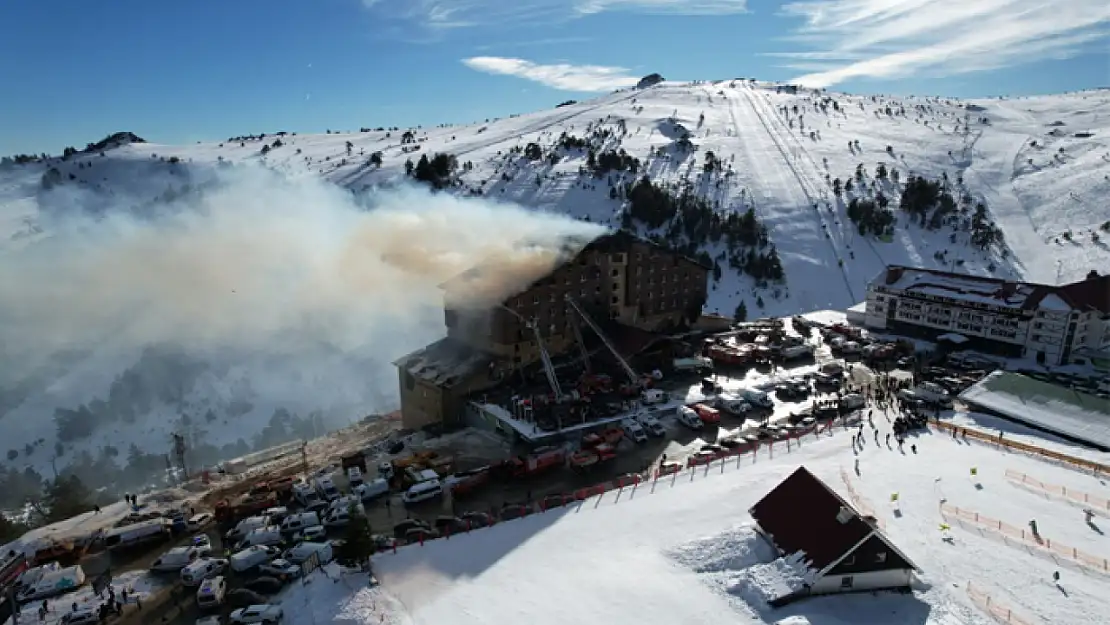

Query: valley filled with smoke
<box><xmin>0</xmin><ymin>163</ymin><xmax>605</xmax><ymax>500</ymax></box>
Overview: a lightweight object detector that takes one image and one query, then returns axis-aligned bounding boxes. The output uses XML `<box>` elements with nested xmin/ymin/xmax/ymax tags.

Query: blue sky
<box><xmin>2</xmin><ymin>0</ymin><xmax>1107</xmax><ymax>155</ymax></box>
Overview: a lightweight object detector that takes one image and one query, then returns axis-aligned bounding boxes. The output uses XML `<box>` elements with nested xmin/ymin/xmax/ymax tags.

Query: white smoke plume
<box><xmin>0</xmin><ymin>165</ymin><xmax>606</xmax><ymax>413</ymax></box>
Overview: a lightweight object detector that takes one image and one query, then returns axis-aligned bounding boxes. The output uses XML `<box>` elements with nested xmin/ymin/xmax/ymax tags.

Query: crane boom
<box><xmin>564</xmin><ymin>296</ymin><xmax>638</xmax><ymax>386</ymax></box>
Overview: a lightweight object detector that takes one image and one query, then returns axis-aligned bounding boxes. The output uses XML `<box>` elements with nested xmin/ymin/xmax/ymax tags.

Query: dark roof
<box><xmin>393</xmin><ymin>338</ymin><xmax>496</xmax><ymax>388</ymax></box>
<box><xmin>1058</xmin><ymin>273</ymin><xmax>1110</xmax><ymax>314</ymax></box>
<box><xmin>749</xmin><ymin>467</ymin><xmax>874</xmax><ymax>570</ymax></box>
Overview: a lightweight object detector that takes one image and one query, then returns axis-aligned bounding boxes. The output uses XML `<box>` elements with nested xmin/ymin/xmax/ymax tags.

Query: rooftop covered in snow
<box><xmin>875</xmin><ymin>266</ymin><xmax>1110</xmax><ymax>314</ymax></box>
<box><xmin>959</xmin><ymin>371</ymin><xmax>1110</xmax><ymax>451</ymax></box>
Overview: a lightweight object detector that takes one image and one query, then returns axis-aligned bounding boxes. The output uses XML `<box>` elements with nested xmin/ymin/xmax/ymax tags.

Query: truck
<box><xmin>673</xmin><ymin>356</ymin><xmax>713</xmax><ymax>373</ymax></box>
<box><xmin>569</xmin><ymin>443</ymin><xmax>617</xmax><ymax>471</ymax></box>
<box><xmin>500</xmin><ymin>447</ymin><xmax>566</xmax><ymax>478</ymax></box>
<box><xmin>442</xmin><ymin>467</ymin><xmax>491</xmax><ymax>498</ymax></box>
<box><xmin>780</xmin><ymin>344</ymin><xmax>814</xmax><ymax>360</ymax></box>
<box><xmin>715</xmin><ymin>393</ymin><xmax>751</xmax><ymax>416</ymax></box>
<box><xmin>214</xmin><ymin>490</ymin><xmax>278</xmax><ymax>524</ymax></box>
<box><xmin>707</xmin><ymin>344</ymin><xmax>754</xmax><ymax>366</ymax></box>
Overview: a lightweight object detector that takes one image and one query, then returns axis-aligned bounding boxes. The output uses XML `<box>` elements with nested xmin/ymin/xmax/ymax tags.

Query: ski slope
<box><xmin>7</xmin><ymin>82</ymin><xmax>1108</xmax><ymax>317</ymax></box>
<box><xmin>274</xmin><ymin>407</ymin><xmax>1110</xmax><ymax>625</ymax></box>
<box><xmin>2</xmin><ymin>80</ymin><xmax>1108</xmax><ymax>475</ymax></box>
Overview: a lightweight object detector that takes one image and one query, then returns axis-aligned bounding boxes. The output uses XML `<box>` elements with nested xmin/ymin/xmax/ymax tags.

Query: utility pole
<box><xmin>300</xmin><ymin>441</ymin><xmax>309</xmax><ymax>480</ymax></box>
<box><xmin>171</xmin><ymin>433</ymin><xmax>188</xmax><ymax>481</ymax></box>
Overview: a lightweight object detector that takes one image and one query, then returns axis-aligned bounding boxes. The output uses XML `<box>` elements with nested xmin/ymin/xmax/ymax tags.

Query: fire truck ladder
<box><xmin>564</xmin><ymin>295</ymin><xmax>638</xmax><ymax>386</ymax></box>
<box><xmin>569</xmin><ymin>316</ymin><xmax>592</xmax><ymax>373</ymax></box>
<box><xmin>498</xmin><ymin>304</ymin><xmax>565</xmax><ymax>401</ymax></box>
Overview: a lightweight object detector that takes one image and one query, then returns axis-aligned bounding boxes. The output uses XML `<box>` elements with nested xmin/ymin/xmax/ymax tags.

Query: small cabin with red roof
<box><xmin>749</xmin><ymin>466</ymin><xmax>920</xmax><ymax>598</ymax></box>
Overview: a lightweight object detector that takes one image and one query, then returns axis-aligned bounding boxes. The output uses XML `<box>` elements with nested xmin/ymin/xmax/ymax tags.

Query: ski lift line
<box><xmin>564</xmin><ymin>295</ymin><xmax>638</xmax><ymax>386</ymax></box>
<box><xmin>737</xmin><ymin>85</ymin><xmax>857</xmax><ymax>304</ymax></box>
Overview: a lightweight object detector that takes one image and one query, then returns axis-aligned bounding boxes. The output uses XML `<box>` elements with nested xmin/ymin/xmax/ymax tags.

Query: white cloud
<box><xmin>778</xmin><ymin>0</ymin><xmax>1110</xmax><ymax>88</ymax></box>
<box><xmin>462</xmin><ymin>56</ymin><xmax>640</xmax><ymax>91</ymax></box>
<box><xmin>363</xmin><ymin>0</ymin><xmax>747</xmax><ymax>30</ymax></box>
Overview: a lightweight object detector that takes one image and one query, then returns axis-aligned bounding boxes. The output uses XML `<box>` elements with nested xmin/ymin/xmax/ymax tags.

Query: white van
<box><xmin>180</xmin><ymin>558</ymin><xmax>228</xmax><ymax>586</ymax></box>
<box><xmin>292</xmin><ymin>483</ymin><xmax>325</xmax><ymax>510</ymax></box>
<box><xmin>353</xmin><ymin>478</ymin><xmax>390</xmax><ymax>502</ymax></box>
<box><xmin>225</xmin><ymin>516</ymin><xmax>268</xmax><ymax>542</ymax></box>
<box><xmin>315</xmin><ymin>476</ymin><xmax>341</xmax><ymax>501</ymax></box>
<box><xmin>18</xmin><ymin>565</ymin><xmax>86</xmax><ymax>601</ymax></box>
<box><xmin>283</xmin><ymin>541</ymin><xmax>333</xmax><ymax>565</ymax></box>
<box><xmin>229</xmin><ymin>545</ymin><xmax>280</xmax><ymax>573</ymax></box>
<box><xmin>324</xmin><ymin>504</ymin><xmax>364</xmax><ymax>528</ymax></box>
<box><xmin>236</xmin><ymin>525</ymin><xmax>283</xmax><ymax>550</ymax></box>
<box><xmin>716</xmin><ymin>393</ymin><xmax>752</xmax><ymax>415</ymax></box>
<box><xmin>280</xmin><ymin>512</ymin><xmax>321</xmax><ymax>535</ymax></box>
<box><xmin>328</xmin><ymin>494</ymin><xmax>361</xmax><ymax>513</ymax></box>
<box><xmin>103</xmin><ymin>518</ymin><xmax>173</xmax><ymax>551</ymax></box>
<box><xmin>186</xmin><ymin>513</ymin><xmax>213</xmax><ymax>533</ymax></box>
<box><xmin>151</xmin><ymin>544</ymin><xmax>211</xmax><ymax>573</ymax></box>
<box><xmin>346</xmin><ymin>466</ymin><xmax>364</xmax><ymax>488</ymax></box>
<box><xmin>620</xmin><ymin>418</ymin><xmax>648</xmax><ymax>443</ymax></box>
<box><xmin>195</xmin><ymin>576</ymin><xmax>227</xmax><ymax>610</ymax></box>
<box><xmin>402</xmin><ymin>479</ymin><xmax>443</xmax><ymax>505</ymax></box>
<box><xmin>677</xmin><ymin>406</ymin><xmax>703</xmax><ymax>430</ymax></box>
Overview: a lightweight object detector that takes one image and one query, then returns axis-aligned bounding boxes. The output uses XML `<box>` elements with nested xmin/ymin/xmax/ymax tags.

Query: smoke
<box><xmin>0</xmin><ymin>165</ymin><xmax>606</xmax><ymax>414</ymax></box>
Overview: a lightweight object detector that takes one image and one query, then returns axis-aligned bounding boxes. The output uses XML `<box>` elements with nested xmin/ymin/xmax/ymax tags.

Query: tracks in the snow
<box><xmin>734</xmin><ymin>84</ymin><xmax>858</xmax><ymax>304</ymax></box>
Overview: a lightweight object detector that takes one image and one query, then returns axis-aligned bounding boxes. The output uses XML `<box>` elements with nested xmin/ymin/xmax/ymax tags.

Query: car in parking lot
<box><xmin>229</xmin><ymin>604</ymin><xmax>284</xmax><ymax>624</ymax></box>
<box><xmin>258</xmin><ymin>558</ymin><xmax>301</xmax><ymax>581</ymax></box>
<box><xmin>458</xmin><ymin>511</ymin><xmax>493</xmax><ymax>529</ymax></box>
<box><xmin>243</xmin><ymin>576</ymin><xmax>285</xmax><ymax>595</ymax></box>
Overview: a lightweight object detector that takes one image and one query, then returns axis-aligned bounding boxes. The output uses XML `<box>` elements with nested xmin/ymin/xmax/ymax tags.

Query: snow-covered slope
<box><xmin>2</xmin><ymin>80</ymin><xmax>1108</xmax><ymax>482</ymax></box>
<box><xmin>276</xmin><ymin>412</ymin><xmax>1110</xmax><ymax>625</ymax></box>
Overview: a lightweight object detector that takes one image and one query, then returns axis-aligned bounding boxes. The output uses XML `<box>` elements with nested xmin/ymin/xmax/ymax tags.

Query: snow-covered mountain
<box><xmin>1</xmin><ymin>80</ymin><xmax>1107</xmax><ymax>489</ymax></box>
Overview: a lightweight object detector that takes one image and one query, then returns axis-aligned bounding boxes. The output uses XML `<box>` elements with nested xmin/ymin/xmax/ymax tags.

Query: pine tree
<box><xmin>43</xmin><ymin>475</ymin><xmax>94</xmax><ymax>523</ymax></box>
<box><xmin>734</xmin><ymin>300</ymin><xmax>748</xmax><ymax>322</ymax></box>
<box><xmin>337</xmin><ymin>504</ymin><xmax>374</xmax><ymax>569</ymax></box>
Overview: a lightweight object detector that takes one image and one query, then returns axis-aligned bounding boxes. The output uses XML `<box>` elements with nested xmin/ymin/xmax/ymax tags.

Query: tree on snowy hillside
<box><xmin>412</xmin><ymin>153</ymin><xmax>458</xmax><ymax>190</ymax></box>
<box><xmin>337</xmin><ymin>505</ymin><xmax>375</xmax><ymax>569</ymax></box>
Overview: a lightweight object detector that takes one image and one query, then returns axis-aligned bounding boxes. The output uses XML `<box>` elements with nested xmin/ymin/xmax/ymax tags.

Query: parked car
<box><xmin>186</xmin><ymin>513</ymin><xmax>214</xmax><ymax>532</ymax></box>
<box><xmin>243</xmin><ymin>576</ymin><xmax>284</xmax><ymax>595</ymax></box>
<box><xmin>258</xmin><ymin>559</ymin><xmax>301</xmax><ymax>581</ymax></box>
<box><xmin>229</xmin><ymin>604</ymin><xmax>284</xmax><ymax>624</ymax></box>
<box><xmin>677</xmin><ymin>406</ymin><xmax>703</xmax><ymax>430</ymax></box>
<box><xmin>181</xmin><ymin>558</ymin><xmax>228</xmax><ymax>586</ymax></box>
<box><xmin>196</xmin><ymin>576</ymin><xmax>228</xmax><ymax>610</ymax></box>
<box><xmin>458</xmin><ymin>511</ymin><xmax>493</xmax><ymax>529</ymax></box>
<box><xmin>60</xmin><ymin>610</ymin><xmax>99</xmax><ymax>625</ymax></box>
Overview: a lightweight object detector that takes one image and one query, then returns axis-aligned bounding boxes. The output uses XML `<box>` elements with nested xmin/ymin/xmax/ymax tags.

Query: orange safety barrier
<box><xmin>1004</xmin><ymin>469</ymin><xmax>1110</xmax><ymax>512</ymax></box>
<box><xmin>932</xmin><ymin>420</ymin><xmax>1110</xmax><ymax>475</ymax></box>
<box><xmin>838</xmin><ymin>468</ymin><xmax>886</xmax><ymax>529</ymax></box>
<box><xmin>940</xmin><ymin>503</ymin><xmax>1110</xmax><ymax>573</ymax></box>
<box><xmin>966</xmin><ymin>582</ymin><xmax>1040</xmax><ymax>625</ymax></box>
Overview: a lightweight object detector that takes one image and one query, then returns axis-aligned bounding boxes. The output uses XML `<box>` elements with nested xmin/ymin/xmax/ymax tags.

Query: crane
<box><xmin>563</xmin><ymin>295</ymin><xmax>639</xmax><ymax>387</ymax></box>
<box><xmin>497</xmin><ymin>304</ymin><xmax>566</xmax><ymax>401</ymax></box>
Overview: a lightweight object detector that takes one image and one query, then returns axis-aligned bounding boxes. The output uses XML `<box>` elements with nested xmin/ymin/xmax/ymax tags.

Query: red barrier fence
<box><xmin>966</xmin><ymin>582</ymin><xmax>1040</xmax><ymax>625</ymax></box>
<box><xmin>377</xmin><ymin>420</ymin><xmax>837</xmax><ymax>555</ymax></box>
<box><xmin>1004</xmin><ymin>469</ymin><xmax>1110</xmax><ymax>514</ymax></box>
<box><xmin>940</xmin><ymin>503</ymin><xmax>1109</xmax><ymax>573</ymax></box>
